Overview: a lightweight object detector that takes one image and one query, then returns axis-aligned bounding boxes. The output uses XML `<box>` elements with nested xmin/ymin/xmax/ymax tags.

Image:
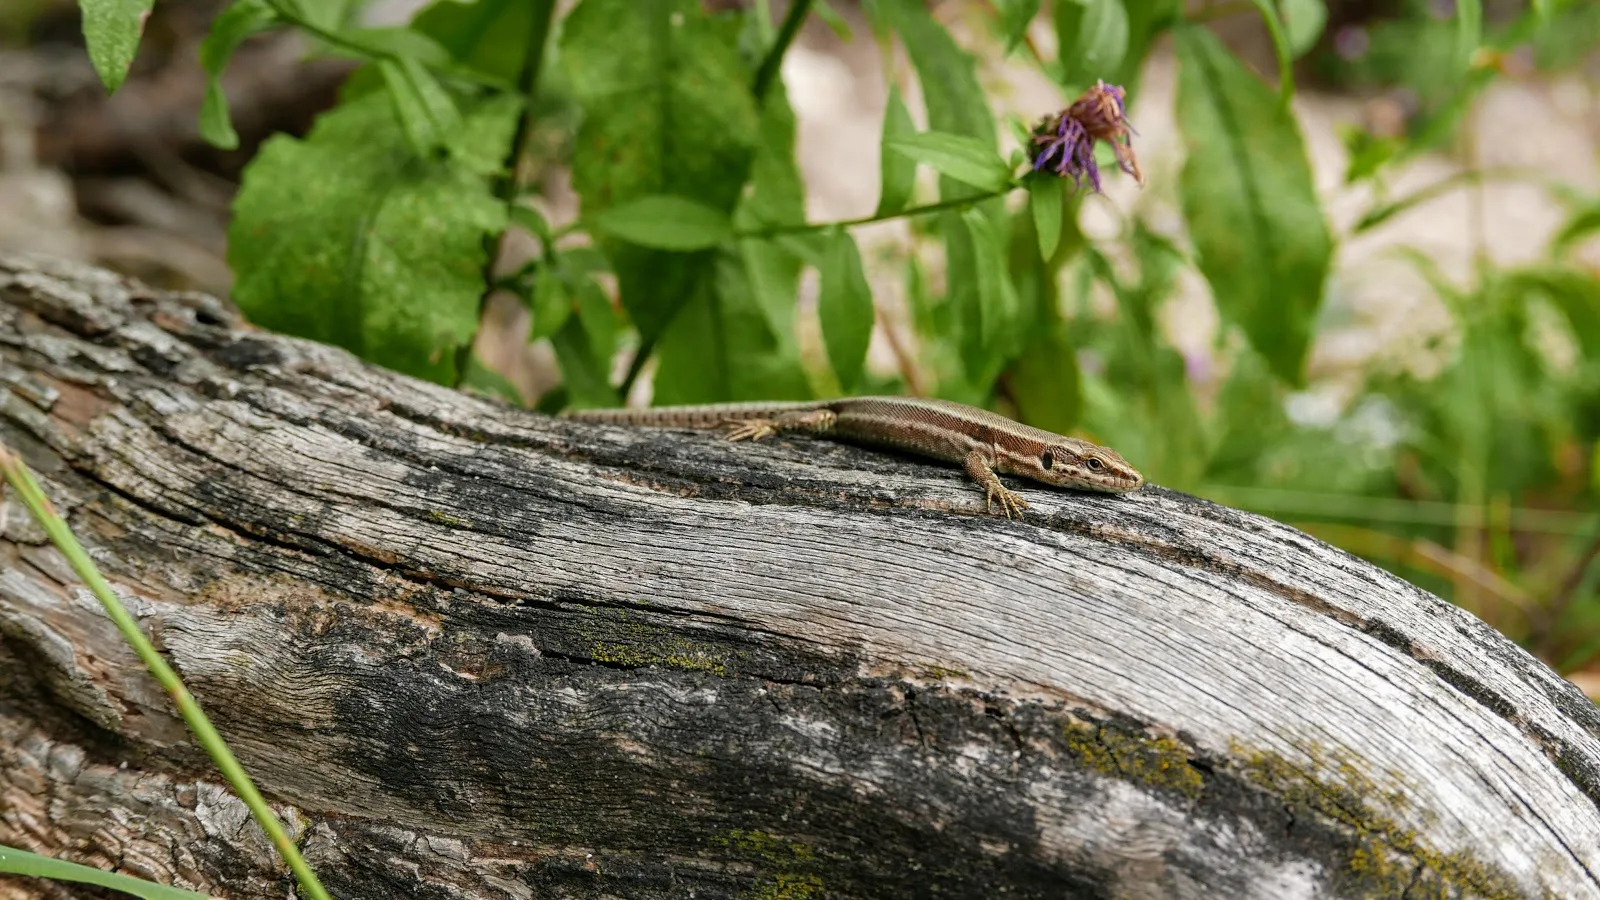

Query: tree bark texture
<box><xmin>1</xmin><ymin>251</ymin><xmax>1599</xmax><ymax>900</ymax></box>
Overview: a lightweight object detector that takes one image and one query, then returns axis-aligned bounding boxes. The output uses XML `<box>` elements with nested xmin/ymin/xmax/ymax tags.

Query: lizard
<box><xmin>562</xmin><ymin>397</ymin><xmax>1144</xmax><ymax>518</ymax></box>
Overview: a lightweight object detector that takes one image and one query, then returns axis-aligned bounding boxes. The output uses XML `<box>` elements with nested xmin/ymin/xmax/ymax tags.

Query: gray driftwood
<box><xmin>1</xmin><ymin>250</ymin><xmax>1598</xmax><ymax>900</ymax></box>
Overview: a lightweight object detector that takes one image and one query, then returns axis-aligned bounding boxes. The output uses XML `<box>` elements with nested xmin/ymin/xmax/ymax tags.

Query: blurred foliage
<box><xmin>74</xmin><ymin>0</ymin><xmax>1600</xmax><ymax>684</ymax></box>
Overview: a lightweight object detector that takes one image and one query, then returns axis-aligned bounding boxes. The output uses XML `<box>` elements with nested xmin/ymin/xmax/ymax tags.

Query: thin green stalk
<box><xmin>753</xmin><ymin>0</ymin><xmax>813</xmax><ymax>103</ymax></box>
<box><xmin>734</xmin><ymin>188</ymin><xmax>1012</xmax><ymax>239</ymax></box>
<box><xmin>0</xmin><ymin>445</ymin><xmax>333</xmax><ymax>900</ymax></box>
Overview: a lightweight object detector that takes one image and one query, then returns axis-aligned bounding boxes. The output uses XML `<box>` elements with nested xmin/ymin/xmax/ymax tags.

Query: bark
<box><xmin>0</xmin><ymin>250</ymin><xmax>1598</xmax><ymax>900</ymax></box>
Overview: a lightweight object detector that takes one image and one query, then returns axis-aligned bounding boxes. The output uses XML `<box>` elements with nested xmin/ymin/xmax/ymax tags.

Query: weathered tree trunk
<box><xmin>0</xmin><ymin>251</ymin><xmax>1597</xmax><ymax>900</ymax></box>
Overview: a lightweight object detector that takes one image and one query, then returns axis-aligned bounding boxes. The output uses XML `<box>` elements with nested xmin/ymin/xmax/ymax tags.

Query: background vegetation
<box><xmin>1</xmin><ymin>0</ymin><xmax>1599</xmax><ymax>894</ymax></box>
<box><xmin>53</xmin><ymin>0</ymin><xmax>1600</xmax><ymax>690</ymax></box>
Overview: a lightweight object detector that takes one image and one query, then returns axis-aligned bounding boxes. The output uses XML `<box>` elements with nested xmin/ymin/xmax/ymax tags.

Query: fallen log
<box><xmin>1</xmin><ymin>251</ymin><xmax>1598</xmax><ymax>899</ymax></box>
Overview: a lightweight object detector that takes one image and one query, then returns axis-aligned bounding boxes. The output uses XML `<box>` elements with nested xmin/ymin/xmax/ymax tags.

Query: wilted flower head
<box><xmin>1030</xmin><ymin>80</ymin><xmax>1142</xmax><ymax>193</ymax></box>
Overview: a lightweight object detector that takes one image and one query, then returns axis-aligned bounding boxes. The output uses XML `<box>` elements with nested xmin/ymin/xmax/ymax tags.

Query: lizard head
<box><xmin>1030</xmin><ymin>442</ymin><xmax>1144</xmax><ymax>493</ymax></box>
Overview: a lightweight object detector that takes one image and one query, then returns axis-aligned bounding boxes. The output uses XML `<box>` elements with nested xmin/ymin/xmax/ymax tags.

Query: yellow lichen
<box><xmin>1231</xmin><ymin>739</ymin><xmax>1524</xmax><ymax>900</ymax></box>
<box><xmin>1060</xmin><ymin>720</ymin><xmax>1205</xmax><ymax>800</ymax></box>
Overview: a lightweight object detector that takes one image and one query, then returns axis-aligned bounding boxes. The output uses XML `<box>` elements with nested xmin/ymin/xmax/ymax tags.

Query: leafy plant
<box><xmin>66</xmin><ymin>0</ymin><xmax>1600</xmax><ymax>710</ymax></box>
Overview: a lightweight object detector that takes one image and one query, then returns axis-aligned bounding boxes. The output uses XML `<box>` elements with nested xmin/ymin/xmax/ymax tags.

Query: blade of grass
<box><xmin>0</xmin><ymin>444</ymin><xmax>332</xmax><ymax>900</ymax></box>
<box><xmin>0</xmin><ymin>843</ymin><xmax>212</xmax><ymax>899</ymax></box>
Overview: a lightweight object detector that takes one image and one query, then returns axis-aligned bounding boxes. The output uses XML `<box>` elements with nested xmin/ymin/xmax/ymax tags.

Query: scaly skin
<box><xmin>563</xmin><ymin>397</ymin><xmax>1144</xmax><ymax>518</ymax></box>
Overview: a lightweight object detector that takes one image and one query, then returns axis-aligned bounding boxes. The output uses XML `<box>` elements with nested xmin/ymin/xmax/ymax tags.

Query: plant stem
<box><xmin>735</xmin><ymin>187</ymin><xmax>1013</xmax><ymax>239</ymax></box>
<box><xmin>753</xmin><ymin>0</ymin><xmax>813</xmax><ymax>104</ymax></box>
<box><xmin>0</xmin><ymin>445</ymin><xmax>333</xmax><ymax>900</ymax></box>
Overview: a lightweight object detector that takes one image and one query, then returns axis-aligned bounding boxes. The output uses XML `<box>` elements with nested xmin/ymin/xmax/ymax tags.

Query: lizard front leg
<box><xmin>964</xmin><ymin>448</ymin><xmax>1029</xmax><ymax>518</ymax></box>
<box><xmin>724</xmin><ymin>408</ymin><xmax>838</xmax><ymax>442</ymax></box>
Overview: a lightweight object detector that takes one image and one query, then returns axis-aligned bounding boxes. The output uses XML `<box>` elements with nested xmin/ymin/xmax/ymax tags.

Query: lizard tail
<box><xmin>561</xmin><ymin>401</ymin><xmax>828</xmax><ymax>430</ymax></box>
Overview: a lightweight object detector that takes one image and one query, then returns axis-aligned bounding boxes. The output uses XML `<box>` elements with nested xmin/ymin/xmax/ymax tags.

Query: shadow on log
<box><xmin>1</xmin><ymin>251</ymin><xmax>1599</xmax><ymax>899</ymax></box>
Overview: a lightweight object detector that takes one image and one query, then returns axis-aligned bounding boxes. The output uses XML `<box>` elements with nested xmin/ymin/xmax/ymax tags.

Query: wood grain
<box><xmin>1</xmin><ymin>251</ymin><xmax>1598</xmax><ymax>899</ymax></box>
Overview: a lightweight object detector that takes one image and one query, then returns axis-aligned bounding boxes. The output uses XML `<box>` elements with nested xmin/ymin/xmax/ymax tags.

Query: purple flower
<box><xmin>1030</xmin><ymin>80</ymin><xmax>1142</xmax><ymax>193</ymax></box>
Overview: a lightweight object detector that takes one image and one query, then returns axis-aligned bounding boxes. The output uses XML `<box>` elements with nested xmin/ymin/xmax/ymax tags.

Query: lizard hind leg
<box><xmin>724</xmin><ymin>408</ymin><xmax>838</xmax><ymax>442</ymax></box>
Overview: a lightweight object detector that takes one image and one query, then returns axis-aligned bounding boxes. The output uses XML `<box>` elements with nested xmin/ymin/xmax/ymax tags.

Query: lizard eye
<box><xmin>1040</xmin><ymin>451</ymin><xmax>1053</xmax><ymax>470</ymax></box>
<box><xmin>1086</xmin><ymin>457</ymin><xmax>1105</xmax><ymax>471</ymax></box>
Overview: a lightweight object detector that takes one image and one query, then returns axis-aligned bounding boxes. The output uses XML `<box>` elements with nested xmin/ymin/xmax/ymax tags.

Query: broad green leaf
<box><xmin>378</xmin><ymin>58</ymin><xmax>463</xmax><ymax>159</ymax></box>
<box><xmin>563</xmin><ymin>0</ymin><xmax>760</xmax><ymax>344</ymax></box>
<box><xmin>566</xmin><ymin>268</ymin><xmax>623</xmax><ymax>366</ymax></box>
<box><xmin>459</xmin><ymin>351</ymin><xmax>525</xmax><ymax>405</ymax></box>
<box><xmin>1174</xmin><ymin>25</ymin><xmax>1331</xmax><ymax>385</ymax></box>
<box><xmin>197</xmin><ymin>0</ymin><xmax>278</xmax><ymax>149</ymax></box>
<box><xmin>887</xmin><ymin>132</ymin><xmax>1014</xmax><ymax>193</ymax></box>
<box><xmin>1280</xmin><ymin>0</ymin><xmax>1327</xmax><ymax>58</ymax></box>
<box><xmin>653</xmin><ymin>82</ymin><xmax>810</xmax><ymax>403</ymax></box>
<box><xmin>1028</xmin><ymin>174</ymin><xmax>1063</xmax><ymax>260</ymax></box>
<box><xmin>80</xmin><ymin>0</ymin><xmax>154</xmax><ymax>93</ymax></box>
<box><xmin>1053</xmin><ymin>0</ymin><xmax>1129</xmax><ymax>91</ymax></box>
<box><xmin>407</xmin><ymin>0</ymin><xmax>546</xmax><ymax>83</ymax></box>
<box><xmin>874</xmin><ymin>86</ymin><xmax>918</xmax><ymax>217</ymax></box>
<box><xmin>528</xmin><ymin>264</ymin><xmax>572</xmax><ymax>341</ymax></box>
<box><xmin>0</xmin><ymin>843</ymin><xmax>209</xmax><ymax>900</ymax></box>
<box><xmin>324</xmin><ymin>26</ymin><xmax>456</xmax><ymax>68</ymax></box>
<box><xmin>551</xmin><ymin>317</ymin><xmax>618</xmax><ymax>408</ymax></box>
<box><xmin>996</xmin><ymin>0</ymin><xmax>1042</xmax><ymax>53</ymax></box>
<box><xmin>962</xmin><ymin>208</ymin><xmax>1010</xmax><ymax>349</ymax></box>
<box><xmin>1246</xmin><ymin>0</ymin><xmax>1295</xmax><ymax>98</ymax></box>
<box><xmin>229</xmin><ymin>91</ymin><xmax>521</xmax><ymax>385</ymax></box>
<box><xmin>817</xmin><ymin>230</ymin><xmax>875</xmax><ymax>390</ymax></box>
<box><xmin>594</xmin><ymin>195</ymin><xmax>735</xmax><ymax>251</ymax></box>
<box><xmin>654</xmin><ymin>248</ymin><xmax>811</xmax><ymax>402</ymax></box>
<box><xmin>1006</xmin><ymin>325</ymin><xmax>1080</xmax><ymax>435</ymax></box>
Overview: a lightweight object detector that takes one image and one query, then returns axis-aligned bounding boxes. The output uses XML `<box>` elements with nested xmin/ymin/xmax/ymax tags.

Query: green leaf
<box><xmin>1174</xmin><ymin>24</ymin><xmax>1331</xmax><ymax>386</ymax></box>
<box><xmin>197</xmin><ymin>0</ymin><xmax>278</xmax><ymax>149</ymax></box>
<box><xmin>229</xmin><ymin>91</ymin><xmax>521</xmax><ymax>385</ymax></box>
<box><xmin>562</xmin><ymin>0</ymin><xmax>760</xmax><ymax>344</ymax></box>
<box><xmin>528</xmin><ymin>264</ymin><xmax>573</xmax><ymax>341</ymax></box>
<box><xmin>1554</xmin><ymin>202</ymin><xmax>1600</xmax><ymax>255</ymax></box>
<box><xmin>1246</xmin><ymin>0</ymin><xmax>1296</xmax><ymax>99</ymax></box>
<box><xmin>1053</xmin><ymin>0</ymin><xmax>1129</xmax><ymax>91</ymax></box>
<box><xmin>1458</xmin><ymin>0</ymin><xmax>1483</xmax><ymax>71</ymax></box>
<box><xmin>996</xmin><ymin>0</ymin><xmax>1042</xmax><ymax>53</ymax></box>
<box><xmin>1028</xmin><ymin>174</ymin><xmax>1063</xmax><ymax>260</ymax></box>
<box><xmin>566</xmin><ymin>268</ymin><xmax>623</xmax><ymax>366</ymax></box>
<box><xmin>510</xmin><ymin>204</ymin><xmax>553</xmax><ymax>242</ymax></box>
<box><xmin>874</xmin><ymin>85</ymin><xmax>918</xmax><ymax>217</ymax></box>
<box><xmin>551</xmin><ymin>317</ymin><xmax>619</xmax><ymax>408</ymax></box>
<box><xmin>79</xmin><ymin>0</ymin><xmax>154</xmax><ymax>93</ymax></box>
<box><xmin>378</xmin><ymin>57</ymin><xmax>464</xmax><ymax>159</ymax></box>
<box><xmin>1006</xmin><ymin>325</ymin><xmax>1080</xmax><ymax>435</ymax></box>
<box><xmin>962</xmin><ymin>208</ymin><xmax>1010</xmax><ymax>349</ymax></box>
<box><xmin>817</xmin><ymin>230</ymin><xmax>875</xmax><ymax>390</ymax></box>
<box><xmin>459</xmin><ymin>351</ymin><xmax>525</xmax><ymax>405</ymax></box>
<box><xmin>652</xmin><ymin>80</ymin><xmax>810</xmax><ymax>403</ymax></box>
<box><xmin>814</xmin><ymin>0</ymin><xmax>853</xmax><ymax>39</ymax></box>
<box><xmin>1280</xmin><ymin>0</ymin><xmax>1327</xmax><ymax>58</ymax></box>
<box><xmin>654</xmin><ymin>247</ymin><xmax>811</xmax><ymax>403</ymax></box>
<box><xmin>0</xmin><ymin>843</ymin><xmax>209</xmax><ymax>900</ymax></box>
<box><xmin>887</xmin><ymin>131</ymin><xmax>1014</xmax><ymax>194</ymax></box>
<box><xmin>407</xmin><ymin>0</ymin><xmax>544</xmax><ymax>83</ymax></box>
<box><xmin>594</xmin><ymin>195</ymin><xmax>735</xmax><ymax>251</ymax></box>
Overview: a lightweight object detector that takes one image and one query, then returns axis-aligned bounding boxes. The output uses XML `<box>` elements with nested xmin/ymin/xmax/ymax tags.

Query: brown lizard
<box><xmin>563</xmin><ymin>397</ymin><xmax>1144</xmax><ymax>518</ymax></box>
